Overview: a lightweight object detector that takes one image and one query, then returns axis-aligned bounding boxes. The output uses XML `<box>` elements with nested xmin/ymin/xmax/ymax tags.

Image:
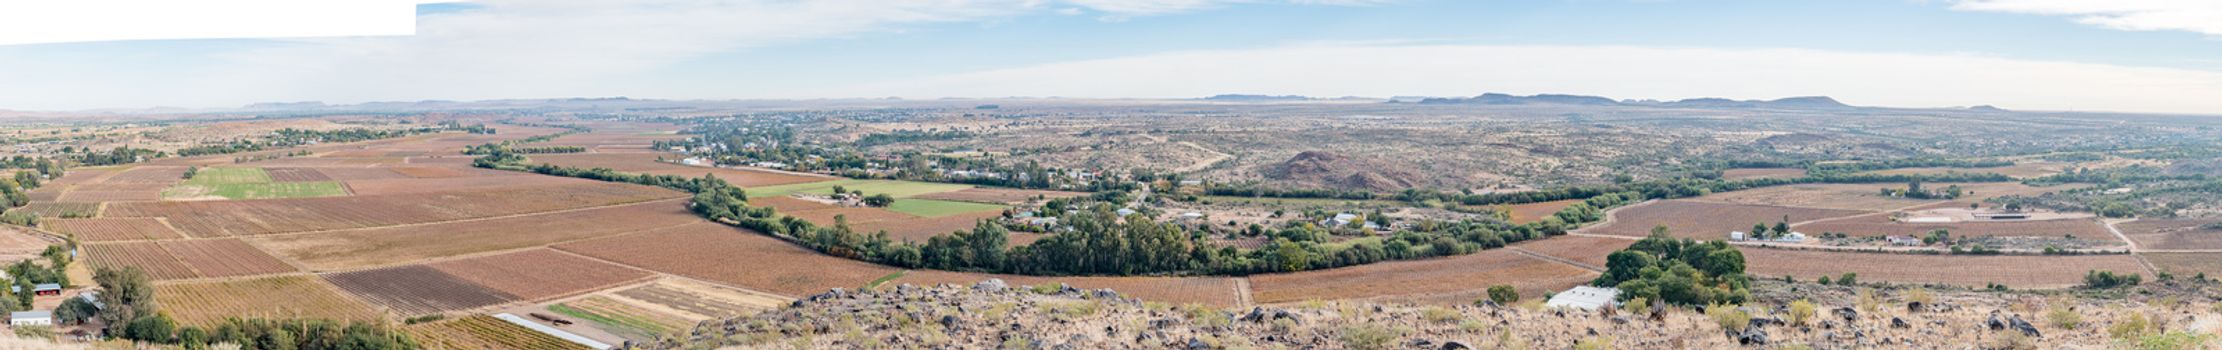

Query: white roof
<box><xmin>1544</xmin><ymin>286</ymin><xmax>1620</xmax><ymax>311</ymax></box>
<box><xmin>10</xmin><ymin>311</ymin><xmax>50</xmax><ymax>319</ymax></box>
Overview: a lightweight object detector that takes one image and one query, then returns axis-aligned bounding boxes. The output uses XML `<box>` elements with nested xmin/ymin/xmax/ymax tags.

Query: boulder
<box><xmin>2007</xmin><ymin>315</ymin><xmax>2041</xmax><ymax>337</ymax></box>
<box><xmin>974</xmin><ymin>279</ymin><xmax>1009</xmax><ymax>292</ymax></box>
<box><xmin>1438</xmin><ymin>341</ymin><xmax>1474</xmax><ymax>350</ymax></box>
<box><xmin>1890</xmin><ymin>317</ymin><xmax>1909</xmax><ymax>329</ymax></box>
<box><xmin>1835</xmin><ymin>307</ymin><xmax>1858</xmax><ymax>321</ymax></box>
<box><xmin>1735</xmin><ymin>328</ymin><xmax>1769</xmax><ymax>345</ymax></box>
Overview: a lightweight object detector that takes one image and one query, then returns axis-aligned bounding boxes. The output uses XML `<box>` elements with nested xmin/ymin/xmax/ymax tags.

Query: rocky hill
<box><xmin>650</xmin><ymin>279</ymin><xmax>2222</xmax><ymax>349</ymax></box>
<box><xmin>1264</xmin><ymin>151</ymin><xmax>1427</xmax><ymax>191</ymax></box>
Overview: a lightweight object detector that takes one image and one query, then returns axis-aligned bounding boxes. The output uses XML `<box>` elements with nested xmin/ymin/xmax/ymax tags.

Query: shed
<box><xmin>1544</xmin><ymin>286</ymin><xmax>1620</xmax><ymax>311</ymax></box>
<box><xmin>9</xmin><ymin>311</ymin><xmax>50</xmax><ymax>326</ymax></box>
<box><xmin>33</xmin><ymin>283</ymin><xmax>61</xmax><ymax>296</ymax></box>
<box><xmin>1885</xmin><ymin>235</ymin><xmax>1922</xmax><ymax>246</ymax></box>
<box><xmin>1728</xmin><ymin>231</ymin><xmax>1747</xmax><ymax>241</ymax></box>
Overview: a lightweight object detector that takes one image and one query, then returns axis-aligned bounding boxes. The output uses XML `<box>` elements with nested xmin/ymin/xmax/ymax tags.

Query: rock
<box><xmin>1149</xmin><ymin>318</ymin><xmax>1178</xmax><ymax>330</ymax></box>
<box><xmin>2007</xmin><ymin>315</ymin><xmax>2041</xmax><ymax>337</ymax></box>
<box><xmin>1186</xmin><ymin>338</ymin><xmax>1211</xmax><ymax>349</ymax></box>
<box><xmin>1906</xmin><ymin>301</ymin><xmax>1924</xmax><ymax>313</ymax></box>
<box><xmin>975</xmin><ymin>279</ymin><xmax>1008</xmax><ymax>292</ymax></box>
<box><xmin>940</xmin><ymin>315</ymin><xmax>962</xmax><ymax>330</ymax></box>
<box><xmin>1476</xmin><ymin>300</ymin><xmax>1500</xmax><ymax>308</ymax></box>
<box><xmin>1835</xmin><ymin>307</ymin><xmax>1858</xmax><ymax>321</ymax></box>
<box><xmin>1736</xmin><ymin>328</ymin><xmax>1769</xmax><ymax>345</ymax></box>
<box><xmin>1092</xmin><ymin>289</ymin><xmax>1120</xmax><ymax>299</ymax></box>
<box><xmin>1891</xmin><ymin>317</ymin><xmax>1909</xmax><ymax>329</ymax></box>
<box><xmin>1408</xmin><ymin>339</ymin><xmax>1435</xmax><ymax>348</ymax></box>
<box><xmin>1987</xmin><ymin>312</ymin><xmax>2007</xmax><ymax>331</ymax></box>
<box><xmin>1438</xmin><ymin>341</ymin><xmax>1473</xmax><ymax>350</ymax></box>
<box><xmin>1612</xmin><ymin>316</ymin><xmax>1631</xmax><ymax>325</ymax></box>
<box><xmin>1748</xmin><ymin>317</ymin><xmax>1782</xmax><ymax>329</ymax></box>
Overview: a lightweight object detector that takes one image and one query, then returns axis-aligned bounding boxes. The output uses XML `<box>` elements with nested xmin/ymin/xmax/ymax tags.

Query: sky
<box><xmin>1</xmin><ymin>0</ymin><xmax>2220</xmax><ymax>114</ymax></box>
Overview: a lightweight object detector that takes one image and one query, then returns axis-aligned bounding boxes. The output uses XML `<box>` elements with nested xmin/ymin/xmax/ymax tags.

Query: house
<box><xmin>1115</xmin><ymin>208</ymin><xmax>1138</xmax><ymax>217</ymax></box>
<box><xmin>1177</xmin><ymin>212</ymin><xmax>1205</xmax><ymax>221</ymax></box>
<box><xmin>1728</xmin><ymin>231</ymin><xmax>1747</xmax><ymax>241</ymax></box>
<box><xmin>1322</xmin><ymin>213</ymin><xmax>1361</xmax><ymax>227</ymax></box>
<box><xmin>32</xmin><ymin>284</ymin><xmax>60</xmax><ymax>296</ymax></box>
<box><xmin>9</xmin><ymin>311</ymin><xmax>50</xmax><ymax>327</ymax></box>
<box><xmin>1774</xmin><ymin>232</ymin><xmax>1808</xmax><ymax>243</ymax></box>
<box><xmin>1886</xmin><ymin>235</ymin><xmax>1922</xmax><ymax>246</ymax></box>
<box><xmin>1544</xmin><ymin>286</ymin><xmax>1620</xmax><ymax>311</ymax></box>
<box><xmin>1024</xmin><ymin>217</ymin><xmax>1059</xmax><ymax>229</ymax></box>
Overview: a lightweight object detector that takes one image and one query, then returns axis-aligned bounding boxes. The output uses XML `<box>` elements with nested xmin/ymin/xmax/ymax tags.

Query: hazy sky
<box><xmin>2</xmin><ymin>0</ymin><xmax>2220</xmax><ymax>114</ymax></box>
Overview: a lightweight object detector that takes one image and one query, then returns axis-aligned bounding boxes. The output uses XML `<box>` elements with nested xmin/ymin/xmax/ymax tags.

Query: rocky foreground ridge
<box><xmin>651</xmin><ymin>279</ymin><xmax>2222</xmax><ymax>349</ymax></box>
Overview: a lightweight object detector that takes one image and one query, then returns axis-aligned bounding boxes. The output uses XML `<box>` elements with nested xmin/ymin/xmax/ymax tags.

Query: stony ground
<box><xmin>654</xmin><ymin>279</ymin><xmax>2222</xmax><ymax>349</ymax></box>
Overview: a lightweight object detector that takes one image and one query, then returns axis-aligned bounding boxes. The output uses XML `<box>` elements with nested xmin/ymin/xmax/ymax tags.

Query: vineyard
<box><xmin>45</xmin><ymin>218</ymin><xmax>184</xmax><ymax>242</ymax></box>
<box><xmin>323</xmin><ymin>265</ymin><xmax>519</xmax><ymax>316</ymax></box>
<box><xmin>11</xmin><ymin>202</ymin><xmax>97</xmax><ymax>217</ymax></box>
<box><xmin>101</xmin><ymin>166</ymin><xmax>190</xmax><ymax>184</ymax></box>
<box><xmin>911</xmin><ymin>187</ymin><xmax>1085</xmax><ymax>205</ymax></box>
<box><xmin>611</xmin><ymin>279</ymin><xmax>787</xmax><ymax>319</ymax></box>
<box><xmin>2143</xmin><ymin>252</ymin><xmax>2222</xmax><ymax>277</ymax></box>
<box><xmin>1793</xmin><ymin>215</ymin><xmax>2115</xmax><ymax>239</ymax></box>
<box><xmin>82</xmin><ymin>242</ymin><xmax>198</xmax><ymax>280</ymax></box>
<box><xmin>550</xmin><ymin>296</ymin><xmax>692</xmax><ymax>340</ymax></box>
<box><xmin>1690</xmin><ymin>183</ymin><xmax>1927</xmax><ymax>211</ymax></box>
<box><xmin>1738</xmin><ymin>248</ymin><xmax>2148</xmax><ymax>288</ymax></box>
<box><xmin>556</xmin><ymin>222</ymin><xmax>900</xmax><ymax>297</ymax></box>
<box><xmin>1248</xmin><ymin>249</ymin><xmax>1598</xmax><ymax>305</ymax></box>
<box><xmin>530</xmin><ymin>153</ymin><xmax>834</xmax><ymax>187</ymax></box>
<box><xmin>1507</xmin><ymin>235</ymin><xmax>1634</xmax><ymax>268</ymax></box>
<box><xmin>251</xmin><ymin>199</ymin><xmax>699</xmax><ymax>270</ymax></box>
<box><xmin>156</xmin><ymin>276</ymin><xmax>385</xmax><ymax>327</ymax></box>
<box><xmin>162</xmin><ymin>239</ymin><xmax>298</xmax><ymax>278</ymax></box>
<box><xmin>263</xmin><ymin>167</ymin><xmax>335</xmax><ymax>182</ymax></box>
<box><xmin>103</xmin><ymin>183</ymin><xmax>683</xmax><ymax>237</ymax></box>
<box><xmin>427</xmin><ymin>249</ymin><xmax>654</xmax><ymax>302</ymax></box>
<box><xmin>409</xmin><ymin>315</ymin><xmax>588</xmax><ymax>350</ymax></box>
<box><xmin>2116</xmin><ymin>218</ymin><xmax>2222</xmax><ymax>250</ymax></box>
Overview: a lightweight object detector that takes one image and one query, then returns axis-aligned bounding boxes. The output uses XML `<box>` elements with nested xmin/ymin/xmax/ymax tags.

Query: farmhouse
<box><xmin>8</xmin><ymin>311</ymin><xmax>50</xmax><ymax>327</ymax></box>
<box><xmin>1886</xmin><ymin>235</ymin><xmax>1923</xmax><ymax>246</ymax></box>
<box><xmin>1544</xmin><ymin>286</ymin><xmax>1620</xmax><ymax>311</ymax></box>
<box><xmin>1728</xmin><ymin>231</ymin><xmax>1747</xmax><ymax>241</ymax></box>
<box><xmin>1973</xmin><ymin>212</ymin><xmax>2030</xmax><ymax>220</ymax></box>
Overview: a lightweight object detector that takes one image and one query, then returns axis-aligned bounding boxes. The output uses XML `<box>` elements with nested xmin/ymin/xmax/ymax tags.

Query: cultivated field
<box><xmin>163</xmin><ymin>239</ymin><xmax>298</xmax><ymax>278</ymax></box>
<box><xmin>1586</xmin><ymin>200</ymin><xmax>1866</xmax><ymax>239</ymax></box>
<box><xmin>746</xmin><ymin>179</ymin><xmax>973</xmax><ymax>199</ymax></box>
<box><xmin>156</xmin><ymin>276</ymin><xmax>385</xmax><ymax>327</ymax></box>
<box><xmin>853</xmin><ymin>211</ymin><xmax>1006</xmax><ymax>243</ymax></box>
<box><xmin>311</xmin><ymin>167</ymin><xmax>414</xmax><ymax>180</ymax></box>
<box><xmin>340</xmin><ymin>175</ymin><xmax>586</xmax><ymax>195</ymax></box>
<box><xmin>1248</xmin><ymin>249</ymin><xmax>1598</xmax><ymax>305</ymax></box>
<box><xmin>409</xmin><ymin>315</ymin><xmax>588</xmax><ymax>350</ymax></box>
<box><xmin>251</xmin><ymin>199</ymin><xmax>699</xmax><ymax>270</ymax></box>
<box><xmin>0</xmin><ymin>226</ymin><xmax>53</xmax><ymax>262</ymax></box>
<box><xmin>2142</xmin><ymin>253</ymin><xmax>2222</xmax><ymax>277</ymax></box>
<box><xmin>1794</xmin><ymin>215</ymin><xmax>2115</xmax><ymax>239</ymax></box>
<box><xmin>886</xmin><ymin>199</ymin><xmax>1009</xmax><ymax>217</ymax></box>
<box><xmin>1509</xmin><ymin>235</ymin><xmax>1635</xmax><ymax>268</ymax></box>
<box><xmin>104</xmin><ymin>184</ymin><xmax>681</xmax><ymax>237</ymax></box>
<box><xmin>427</xmin><ymin>249</ymin><xmax>653</xmax><ymax>302</ymax></box>
<box><xmin>44</xmin><ymin>218</ymin><xmax>184</xmax><ymax>242</ymax></box>
<box><xmin>912</xmin><ymin>187</ymin><xmax>1086</xmax><ymax>205</ymax></box>
<box><xmin>101</xmin><ymin>166</ymin><xmax>189</xmax><ymax>184</ymax></box>
<box><xmin>1738</xmin><ymin>248</ymin><xmax>2147</xmax><ymax>288</ymax></box>
<box><xmin>555</xmin><ymin>223</ymin><xmax>901</xmax><ymax>297</ymax></box>
<box><xmin>894</xmin><ymin>270</ymin><xmax>1246</xmax><ymax>307</ymax></box>
<box><xmin>2116</xmin><ymin>219</ymin><xmax>2222</xmax><ymax>250</ymax></box>
<box><xmin>1691</xmin><ymin>184</ymin><xmax>1930</xmax><ymax>211</ymax></box>
<box><xmin>553</xmin><ymin>296</ymin><xmax>693</xmax><ymax>340</ymax></box>
<box><xmin>82</xmin><ymin>242</ymin><xmax>198</xmax><ymax>280</ymax></box>
<box><xmin>323</xmin><ymin>265</ymin><xmax>519</xmax><ymax>316</ymax></box>
<box><xmin>264</xmin><ymin>167</ymin><xmax>335</xmax><ymax>182</ymax></box>
<box><xmin>11</xmin><ymin>202</ymin><xmax>97</xmax><ymax>217</ymax></box>
<box><xmin>57</xmin><ymin>190</ymin><xmax>161</xmax><ymax>202</ymax></box>
<box><xmin>1859</xmin><ymin>162</ymin><xmax>2070</xmax><ymax>178</ymax></box>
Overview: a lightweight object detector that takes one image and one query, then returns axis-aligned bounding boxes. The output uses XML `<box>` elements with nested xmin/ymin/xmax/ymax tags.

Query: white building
<box><xmin>1728</xmin><ymin>231</ymin><xmax>1747</xmax><ymax>241</ymax></box>
<box><xmin>1544</xmin><ymin>286</ymin><xmax>1621</xmax><ymax>311</ymax></box>
<box><xmin>1774</xmin><ymin>232</ymin><xmax>1808</xmax><ymax>243</ymax></box>
<box><xmin>9</xmin><ymin>311</ymin><xmax>50</xmax><ymax>327</ymax></box>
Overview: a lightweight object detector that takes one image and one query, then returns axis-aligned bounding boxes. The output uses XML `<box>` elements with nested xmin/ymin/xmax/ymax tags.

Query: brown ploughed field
<box><xmin>555</xmin><ymin>222</ymin><xmax>900</xmax><ymax>297</ymax></box>
<box><xmin>1738</xmin><ymin>248</ymin><xmax>2146</xmax><ymax>288</ymax></box>
<box><xmin>45</xmin><ymin>218</ymin><xmax>185</xmax><ymax>242</ymax></box>
<box><xmin>2116</xmin><ymin>219</ymin><xmax>2222</xmax><ymax>250</ymax></box>
<box><xmin>323</xmin><ymin>265</ymin><xmax>519</xmax><ymax>316</ymax></box>
<box><xmin>427</xmin><ymin>249</ymin><xmax>654</xmax><ymax>302</ymax></box>
<box><xmin>252</xmin><ymin>199</ymin><xmax>700</xmax><ymax>271</ymax></box>
<box><xmin>1586</xmin><ymin>200</ymin><xmax>1866</xmax><ymax>239</ymax></box>
<box><xmin>1509</xmin><ymin>235</ymin><xmax>1634</xmax><ymax>268</ymax></box>
<box><xmin>103</xmin><ymin>183</ymin><xmax>682</xmax><ymax>237</ymax></box>
<box><xmin>1794</xmin><ymin>215</ymin><xmax>2114</xmax><ymax>239</ymax></box>
<box><xmin>912</xmin><ymin>187</ymin><xmax>1086</xmax><ymax>205</ymax></box>
<box><xmin>82</xmin><ymin>242</ymin><xmax>199</xmax><ymax>280</ymax></box>
<box><xmin>1248</xmin><ymin>249</ymin><xmax>1598</xmax><ymax>305</ymax></box>
<box><xmin>164</xmin><ymin>239</ymin><xmax>298</xmax><ymax>278</ymax></box>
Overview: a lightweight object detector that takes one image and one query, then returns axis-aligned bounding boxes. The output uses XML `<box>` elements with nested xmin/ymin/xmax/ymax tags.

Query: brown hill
<box><xmin>1265</xmin><ymin>151</ymin><xmax>1426</xmax><ymax>191</ymax></box>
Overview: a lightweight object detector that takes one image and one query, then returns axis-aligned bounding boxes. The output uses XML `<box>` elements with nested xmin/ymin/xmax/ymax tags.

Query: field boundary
<box><xmin>1506</xmin><ymin>247</ymin><xmax>1604</xmax><ymax>272</ymax></box>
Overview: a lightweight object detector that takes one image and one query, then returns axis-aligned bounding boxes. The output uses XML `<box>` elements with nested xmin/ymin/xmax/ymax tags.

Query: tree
<box><xmin>54</xmin><ymin>297</ymin><xmax>97</xmax><ymax>325</ymax></box>
<box><xmin>95</xmin><ymin>267</ymin><xmax>157</xmax><ymax>336</ymax></box>
<box><xmin>863</xmin><ymin>193</ymin><xmax>895</xmax><ymax>207</ymax></box>
<box><xmin>1836</xmin><ymin>272</ymin><xmax>1858</xmax><ymax>286</ymax></box>
<box><xmin>1486</xmin><ymin>285</ymin><xmax>1519</xmax><ymax>304</ymax></box>
<box><xmin>125</xmin><ymin>313</ymin><xmax>178</xmax><ymax>343</ymax></box>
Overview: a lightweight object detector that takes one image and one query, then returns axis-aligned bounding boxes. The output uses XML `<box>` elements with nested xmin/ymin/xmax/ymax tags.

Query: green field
<box><xmin>886</xmin><ymin>199</ymin><xmax>1006</xmax><ymax>217</ymax></box>
<box><xmin>746</xmin><ymin>179</ymin><xmax>973</xmax><ymax>199</ymax></box>
<box><xmin>183</xmin><ymin>167</ymin><xmax>273</xmax><ymax>185</ymax></box>
<box><xmin>167</xmin><ymin>167</ymin><xmax>348</xmax><ymax>200</ymax></box>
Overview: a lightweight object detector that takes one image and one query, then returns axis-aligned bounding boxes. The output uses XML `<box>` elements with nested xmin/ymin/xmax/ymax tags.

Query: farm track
<box><xmin>1506</xmin><ymin>247</ymin><xmax>1603</xmax><ymax>272</ymax></box>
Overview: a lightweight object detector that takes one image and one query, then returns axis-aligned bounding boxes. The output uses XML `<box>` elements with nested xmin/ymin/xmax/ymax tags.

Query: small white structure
<box><xmin>1728</xmin><ymin>231</ymin><xmax>1747</xmax><ymax>241</ymax></box>
<box><xmin>9</xmin><ymin>311</ymin><xmax>51</xmax><ymax>327</ymax></box>
<box><xmin>1115</xmin><ymin>208</ymin><xmax>1138</xmax><ymax>217</ymax></box>
<box><xmin>493</xmin><ymin>313</ymin><xmax>611</xmax><ymax>350</ymax></box>
<box><xmin>1886</xmin><ymin>235</ymin><xmax>1922</xmax><ymax>246</ymax></box>
<box><xmin>1545</xmin><ymin>286</ymin><xmax>1621</xmax><ymax>311</ymax></box>
<box><xmin>1774</xmin><ymin>232</ymin><xmax>1808</xmax><ymax>243</ymax></box>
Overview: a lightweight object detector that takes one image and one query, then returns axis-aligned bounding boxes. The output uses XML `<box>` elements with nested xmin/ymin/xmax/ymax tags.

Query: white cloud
<box><xmin>1061</xmin><ymin>0</ymin><xmax>1387</xmax><ymax>15</ymax></box>
<box><xmin>1951</xmin><ymin>0</ymin><xmax>2222</xmax><ymax>36</ymax></box>
<box><xmin>839</xmin><ymin>44</ymin><xmax>2222</xmax><ymax>115</ymax></box>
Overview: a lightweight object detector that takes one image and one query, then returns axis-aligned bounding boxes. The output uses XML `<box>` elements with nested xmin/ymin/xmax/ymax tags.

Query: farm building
<box><xmin>32</xmin><ymin>284</ymin><xmax>60</xmax><ymax>296</ymax></box>
<box><xmin>1729</xmin><ymin>231</ymin><xmax>1747</xmax><ymax>241</ymax></box>
<box><xmin>1545</xmin><ymin>286</ymin><xmax>1620</xmax><ymax>311</ymax></box>
<box><xmin>1973</xmin><ymin>212</ymin><xmax>2030</xmax><ymax>220</ymax></box>
<box><xmin>1774</xmin><ymin>232</ymin><xmax>1808</xmax><ymax>243</ymax></box>
<box><xmin>1887</xmin><ymin>235</ymin><xmax>1923</xmax><ymax>246</ymax></box>
<box><xmin>9</xmin><ymin>311</ymin><xmax>50</xmax><ymax>326</ymax></box>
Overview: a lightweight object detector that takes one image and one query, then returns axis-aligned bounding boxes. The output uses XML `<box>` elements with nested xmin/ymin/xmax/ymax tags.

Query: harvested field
<box><xmin>1738</xmin><ymin>248</ymin><xmax>2146</xmax><ymax>288</ymax></box>
<box><xmin>1586</xmin><ymin>200</ymin><xmax>1866</xmax><ymax>239</ymax></box>
<box><xmin>66</xmin><ymin>183</ymin><xmax>172</xmax><ymax>192</ymax></box>
<box><xmin>611</xmin><ymin>278</ymin><xmax>788</xmax><ymax>319</ymax></box>
<box><xmin>312</xmin><ymin>167</ymin><xmax>411</xmax><ymax>180</ymax></box>
<box><xmin>323</xmin><ymin>265</ymin><xmax>518</xmax><ymax>316</ymax></box>
<box><xmin>427</xmin><ymin>249</ymin><xmax>652</xmax><ymax>302</ymax></box>
<box><xmin>853</xmin><ymin>211</ymin><xmax>1004</xmax><ymax>243</ymax></box>
<box><xmin>1692</xmin><ymin>184</ymin><xmax>1933</xmax><ymax>211</ymax></box>
<box><xmin>1509</xmin><ymin>236</ymin><xmax>1634</xmax><ymax>268</ymax></box>
<box><xmin>2143</xmin><ymin>253</ymin><xmax>2222</xmax><ymax>277</ymax></box>
<box><xmin>389</xmin><ymin>166</ymin><xmax>469</xmax><ymax>178</ymax></box>
<box><xmin>253</xmin><ymin>199</ymin><xmax>698</xmax><ymax>271</ymax></box>
<box><xmin>1722</xmin><ymin>168</ymin><xmax>1807</xmax><ymax>180</ymax></box>
<box><xmin>1506</xmin><ymin>199</ymin><xmax>1578</xmax><ymax>225</ymax></box>
<box><xmin>57</xmin><ymin>190</ymin><xmax>162</xmax><ymax>202</ymax></box>
<box><xmin>340</xmin><ymin>175</ymin><xmax>591</xmax><ymax>195</ymax></box>
<box><xmin>1794</xmin><ymin>215</ymin><xmax>2114</xmax><ymax>239</ymax></box>
<box><xmin>2116</xmin><ymin>219</ymin><xmax>2222</xmax><ymax>251</ymax></box>
<box><xmin>886</xmin><ymin>199</ymin><xmax>1005</xmax><ymax>218</ymax></box>
<box><xmin>556</xmin><ymin>223</ymin><xmax>901</xmax><ymax>297</ymax></box>
<box><xmin>263</xmin><ymin>168</ymin><xmax>335</xmax><ymax>182</ymax></box>
<box><xmin>12</xmin><ymin>202</ymin><xmax>97</xmax><ymax>217</ymax></box>
<box><xmin>251</xmin><ymin>157</ymin><xmax>407</xmax><ymax>167</ymax></box>
<box><xmin>895</xmin><ymin>270</ymin><xmax>1245</xmax><ymax>306</ymax></box>
<box><xmin>45</xmin><ymin>218</ymin><xmax>183</xmax><ymax>242</ymax></box>
<box><xmin>1249</xmin><ymin>249</ymin><xmax>1598</xmax><ymax>305</ymax></box>
<box><xmin>164</xmin><ymin>239</ymin><xmax>297</xmax><ymax>278</ymax></box>
<box><xmin>101</xmin><ymin>166</ymin><xmax>189</xmax><ymax>184</ymax></box>
<box><xmin>912</xmin><ymin>187</ymin><xmax>1085</xmax><ymax>205</ymax></box>
<box><xmin>25</xmin><ymin>188</ymin><xmax>59</xmax><ymax>201</ymax></box>
<box><xmin>406</xmin><ymin>156</ymin><xmax>477</xmax><ymax>166</ymax></box>
<box><xmin>82</xmin><ymin>242</ymin><xmax>197</xmax><ymax>280</ymax></box>
<box><xmin>531</xmin><ymin>153</ymin><xmax>835</xmax><ymax>187</ymax></box>
<box><xmin>410</xmin><ymin>315</ymin><xmax>589</xmax><ymax>350</ymax></box>
<box><xmin>166</xmin><ymin>181</ymin><xmax>350</xmax><ymax>200</ymax></box>
<box><xmin>747</xmin><ymin>196</ymin><xmax>837</xmax><ymax>212</ymax></box>
<box><xmin>157</xmin><ymin>276</ymin><xmax>384</xmax><ymax>327</ymax></box>
<box><xmin>105</xmin><ymin>184</ymin><xmax>682</xmax><ymax>237</ymax></box>
<box><xmin>0</xmin><ymin>226</ymin><xmax>53</xmax><ymax>262</ymax></box>
<box><xmin>46</xmin><ymin>168</ymin><xmax>114</xmax><ymax>186</ymax></box>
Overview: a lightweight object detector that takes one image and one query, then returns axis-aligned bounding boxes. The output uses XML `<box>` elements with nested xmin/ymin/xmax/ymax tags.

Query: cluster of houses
<box><xmin>7</xmin><ymin>287</ymin><xmax>86</xmax><ymax>328</ymax></box>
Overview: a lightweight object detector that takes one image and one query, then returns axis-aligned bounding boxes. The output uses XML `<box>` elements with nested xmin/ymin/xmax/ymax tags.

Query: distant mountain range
<box><xmin>1414</xmin><ymin>93</ymin><xmax>1854</xmax><ymax>110</ymax></box>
